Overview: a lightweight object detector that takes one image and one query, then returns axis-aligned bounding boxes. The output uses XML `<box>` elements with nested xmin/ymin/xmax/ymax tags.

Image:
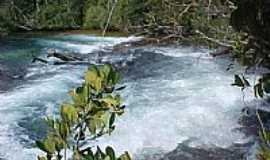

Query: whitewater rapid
<box><xmin>0</xmin><ymin>34</ymin><xmax>255</xmax><ymax>160</ymax></box>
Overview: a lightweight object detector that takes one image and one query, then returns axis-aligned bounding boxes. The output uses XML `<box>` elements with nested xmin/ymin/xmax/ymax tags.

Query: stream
<box><xmin>0</xmin><ymin>33</ymin><xmax>258</xmax><ymax>160</ymax></box>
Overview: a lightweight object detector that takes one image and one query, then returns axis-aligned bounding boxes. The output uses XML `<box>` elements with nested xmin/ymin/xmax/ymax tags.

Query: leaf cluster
<box><xmin>36</xmin><ymin>64</ymin><xmax>130</xmax><ymax>160</ymax></box>
<box><xmin>230</xmin><ymin>0</ymin><xmax>270</xmax><ymax>69</ymax></box>
<box><xmin>232</xmin><ymin>74</ymin><xmax>270</xmax><ymax>99</ymax></box>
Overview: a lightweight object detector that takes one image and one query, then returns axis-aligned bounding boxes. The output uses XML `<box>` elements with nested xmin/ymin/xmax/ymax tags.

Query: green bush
<box><xmin>83</xmin><ymin>2</ymin><xmax>107</xmax><ymax>29</ymax></box>
<box><xmin>83</xmin><ymin>0</ymin><xmax>130</xmax><ymax>31</ymax></box>
<box><xmin>36</xmin><ymin>64</ymin><xmax>131</xmax><ymax>160</ymax></box>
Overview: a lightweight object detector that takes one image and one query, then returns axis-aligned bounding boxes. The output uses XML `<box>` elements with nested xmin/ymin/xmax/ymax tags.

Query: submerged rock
<box><xmin>0</xmin><ymin>64</ymin><xmax>25</xmax><ymax>92</ymax></box>
<box><xmin>160</xmin><ymin>143</ymin><xmax>249</xmax><ymax>160</ymax></box>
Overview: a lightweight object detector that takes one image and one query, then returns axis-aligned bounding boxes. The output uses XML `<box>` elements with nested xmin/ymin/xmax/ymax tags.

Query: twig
<box><xmin>256</xmin><ymin>110</ymin><xmax>270</xmax><ymax>146</ymax></box>
<box><xmin>102</xmin><ymin>0</ymin><xmax>117</xmax><ymax>36</ymax></box>
<box><xmin>178</xmin><ymin>3</ymin><xmax>193</xmax><ymax>18</ymax></box>
<box><xmin>207</xmin><ymin>0</ymin><xmax>212</xmax><ymax>20</ymax></box>
<box><xmin>159</xmin><ymin>34</ymin><xmax>184</xmax><ymax>42</ymax></box>
<box><xmin>195</xmin><ymin>30</ymin><xmax>232</xmax><ymax>48</ymax></box>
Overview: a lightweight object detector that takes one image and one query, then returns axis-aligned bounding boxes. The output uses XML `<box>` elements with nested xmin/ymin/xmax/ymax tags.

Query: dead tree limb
<box><xmin>47</xmin><ymin>52</ymin><xmax>83</xmax><ymax>61</ymax></box>
<box><xmin>102</xmin><ymin>0</ymin><xmax>117</xmax><ymax>36</ymax></box>
<box><xmin>32</xmin><ymin>57</ymin><xmax>48</xmax><ymax>63</ymax></box>
<box><xmin>53</xmin><ymin>61</ymin><xmax>91</xmax><ymax>65</ymax></box>
<box><xmin>195</xmin><ymin>30</ymin><xmax>233</xmax><ymax>48</ymax></box>
<box><xmin>32</xmin><ymin>56</ymin><xmax>91</xmax><ymax>66</ymax></box>
<box><xmin>14</xmin><ymin>24</ymin><xmax>32</xmax><ymax>31</ymax></box>
<box><xmin>178</xmin><ymin>3</ymin><xmax>193</xmax><ymax>18</ymax></box>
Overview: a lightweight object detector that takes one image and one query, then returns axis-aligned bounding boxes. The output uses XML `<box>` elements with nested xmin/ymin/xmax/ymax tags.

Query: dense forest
<box><xmin>0</xmin><ymin>0</ymin><xmax>235</xmax><ymax>36</ymax></box>
<box><xmin>1</xmin><ymin>0</ymin><xmax>270</xmax><ymax>160</ymax></box>
<box><xmin>1</xmin><ymin>0</ymin><xmax>269</xmax><ymax>49</ymax></box>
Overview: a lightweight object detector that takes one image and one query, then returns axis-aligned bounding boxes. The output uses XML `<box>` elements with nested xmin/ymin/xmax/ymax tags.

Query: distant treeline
<box><xmin>0</xmin><ymin>0</ymin><xmax>232</xmax><ymax>33</ymax></box>
<box><xmin>0</xmin><ymin>0</ymin><xmax>85</xmax><ymax>31</ymax></box>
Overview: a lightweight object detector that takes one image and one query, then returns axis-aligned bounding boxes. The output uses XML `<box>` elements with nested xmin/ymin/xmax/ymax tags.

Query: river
<box><xmin>0</xmin><ymin>33</ymin><xmax>257</xmax><ymax>160</ymax></box>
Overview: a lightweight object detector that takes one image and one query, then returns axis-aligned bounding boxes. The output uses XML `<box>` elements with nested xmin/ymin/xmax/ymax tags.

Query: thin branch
<box><xmin>207</xmin><ymin>0</ymin><xmax>212</xmax><ymax>20</ymax></box>
<box><xmin>256</xmin><ymin>110</ymin><xmax>270</xmax><ymax>146</ymax></box>
<box><xmin>195</xmin><ymin>30</ymin><xmax>233</xmax><ymax>48</ymax></box>
<box><xmin>103</xmin><ymin>0</ymin><xmax>117</xmax><ymax>36</ymax></box>
<box><xmin>178</xmin><ymin>3</ymin><xmax>193</xmax><ymax>18</ymax></box>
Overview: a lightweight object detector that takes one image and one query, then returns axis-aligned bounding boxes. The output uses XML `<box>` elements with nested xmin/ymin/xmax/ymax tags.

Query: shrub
<box><xmin>83</xmin><ymin>0</ymin><xmax>130</xmax><ymax>31</ymax></box>
<box><xmin>36</xmin><ymin>64</ymin><xmax>131</xmax><ymax>160</ymax></box>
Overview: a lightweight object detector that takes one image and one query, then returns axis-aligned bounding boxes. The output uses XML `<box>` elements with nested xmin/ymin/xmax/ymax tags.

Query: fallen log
<box><xmin>32</xmin><ymin>57</ymin><xmax>48</xmax><ymax>63</ymax></box>
<box><xmin>53</xmin><ymin>61</ymin><xmax>91</xmax><ymax>65</ymax></box>
<box><xmin>15</xmin><ymin>24</ymin><xmax>32</xmax><ymax>31</ymax></box>
<box><xmin>47</xmin><ymin>52</ymin><xmax>84</xmax><ymax>61</ymax></box>
<box><xmin>32</xmin><ymin>56</ymin><xmax>90</xmax><ymax>65</ymax></box>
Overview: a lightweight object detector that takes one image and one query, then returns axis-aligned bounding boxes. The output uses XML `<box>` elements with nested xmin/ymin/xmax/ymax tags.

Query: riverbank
<box><xmin>1</xmin><ymin>29</ymin><xmax>129</xmax><ymax>38</ymax></box>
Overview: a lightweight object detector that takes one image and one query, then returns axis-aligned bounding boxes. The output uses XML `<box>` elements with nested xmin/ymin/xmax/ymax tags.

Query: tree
<box><xmin>230</xmin><ymin>0</ymin><xmax>270</xmax><ymax>68</ymax></box>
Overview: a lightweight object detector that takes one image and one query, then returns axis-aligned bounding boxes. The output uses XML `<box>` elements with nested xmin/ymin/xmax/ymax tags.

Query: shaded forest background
<box><xmin>0</xmin><ymin>0</ymin><xmax>235</xmax><ymax>35</ymax></box>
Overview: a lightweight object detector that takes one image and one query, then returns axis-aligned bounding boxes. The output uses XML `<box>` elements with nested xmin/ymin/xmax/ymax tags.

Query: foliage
<box><xmin>230</xmin><ymin>0</ymin><xmax>270</xmax><ymax>69</ymax></box>
<box><xmin>1</xmin><ymin>0</ymin><xmax>83</xmax><ymax>31</ymax></box>
<box><xmin>230</xmin><ymin>1</ymin><xmax>270</xmax><ymax>159</ymax></box>
<box><xmin>230</xmin><ymin>0</ymin><xmax>270</xmax><ymax>99</ymax></box>
<box><xmin>231</xmin><ymin>74</ymin><xmax>250</xmax><ymax>90</ymax></box>
<box><xmin>36</xmin><ymin>64</ymin><xmax>131</xmax><ymax>160</ymax></box>
<box><xmin>83</xmin><ymin>0</ymin><xmax>108</xmax><ymax>30</ymax></box>
<box><xmin>135</xmin><ymin>0</ymin><xmax>238</xmax><ymax>46</ymax></box>
<box><xmin>232</xmin><ymin>74</ymin><xmax>270</xmax><ymax>160</ymax></box>
<box><xmin>83</xmin><ymin>0</ymin><xmax>138</xmax><ymax>31</ymax></box>
<box><xmin>256</xmin><ymin>126</ymin><xmax>270</xmax><ymax>160</ymax></box>
<box><xmin>230</xmin><ymin>0</ymin><xmax>270</xmax><ymax>98</ymax></box>
<box><xmin>232</xmin><ymin>73</ymin><xmax>270</xmax><ymax>99</ymax></box>
<box><xmin>35</xmin><ymin>1</ymin><xmax>80</xmax><ymax>29</ymax></box>
<box><xmin>0</xmin><ymin>0</ymin><xmax>239</xmax><ymax>43</ymax></box>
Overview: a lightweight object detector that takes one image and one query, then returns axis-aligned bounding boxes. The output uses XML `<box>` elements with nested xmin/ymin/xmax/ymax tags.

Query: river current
<box><xmin>0</xmin><ymin>34</ymin><xmax>257</xmax><ymax>160</ymax></box>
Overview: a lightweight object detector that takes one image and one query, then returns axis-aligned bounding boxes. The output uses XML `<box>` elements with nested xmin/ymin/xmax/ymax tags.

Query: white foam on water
<box><xmin>0</xmin><ymin>39</ymin><xmax>255</xmax><ymax>160</ymax></box>
<box><xmin>95</xmin><ymin>47</ymin><xmax>255</xmax><ymax>158</ymax></box>
<box><xmin>0</xmin><ymin>63</ymin><xmax>85</xmax><ymax>159</ymax></box>
<box><xmin>0</xmin><ymin>35</ymin><xmax>140</xmax><ymax>159</ymax></box>
<box><xmin>35</xmin><ymin>35</ymin><xmax>141</xmax><ymax>54</ymax></box>
<box><xmin>144</xmin><ymin>46</ymin><xmax>212</xmax><ymax>59</ymax></box>
<box><xmin>59</xmin><ymin>34</ymin><xmax>141</xmax><ymax>43</ymax></box>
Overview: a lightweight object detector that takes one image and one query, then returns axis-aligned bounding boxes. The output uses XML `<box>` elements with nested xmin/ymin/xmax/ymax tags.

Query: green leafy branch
<box><xmin>36</xmin><ymin>64</ymin><xmax>131</xmax><ymax>160</ymax></box>
<box><xmin>232</xmin><ymin>73</ymin><xmax>270</xmax><ymax>160</ymax></box>
<box><xmin>232</xmin><ymin>74</ymin><xmax>270</xmax><ymax>98</ymax></box>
